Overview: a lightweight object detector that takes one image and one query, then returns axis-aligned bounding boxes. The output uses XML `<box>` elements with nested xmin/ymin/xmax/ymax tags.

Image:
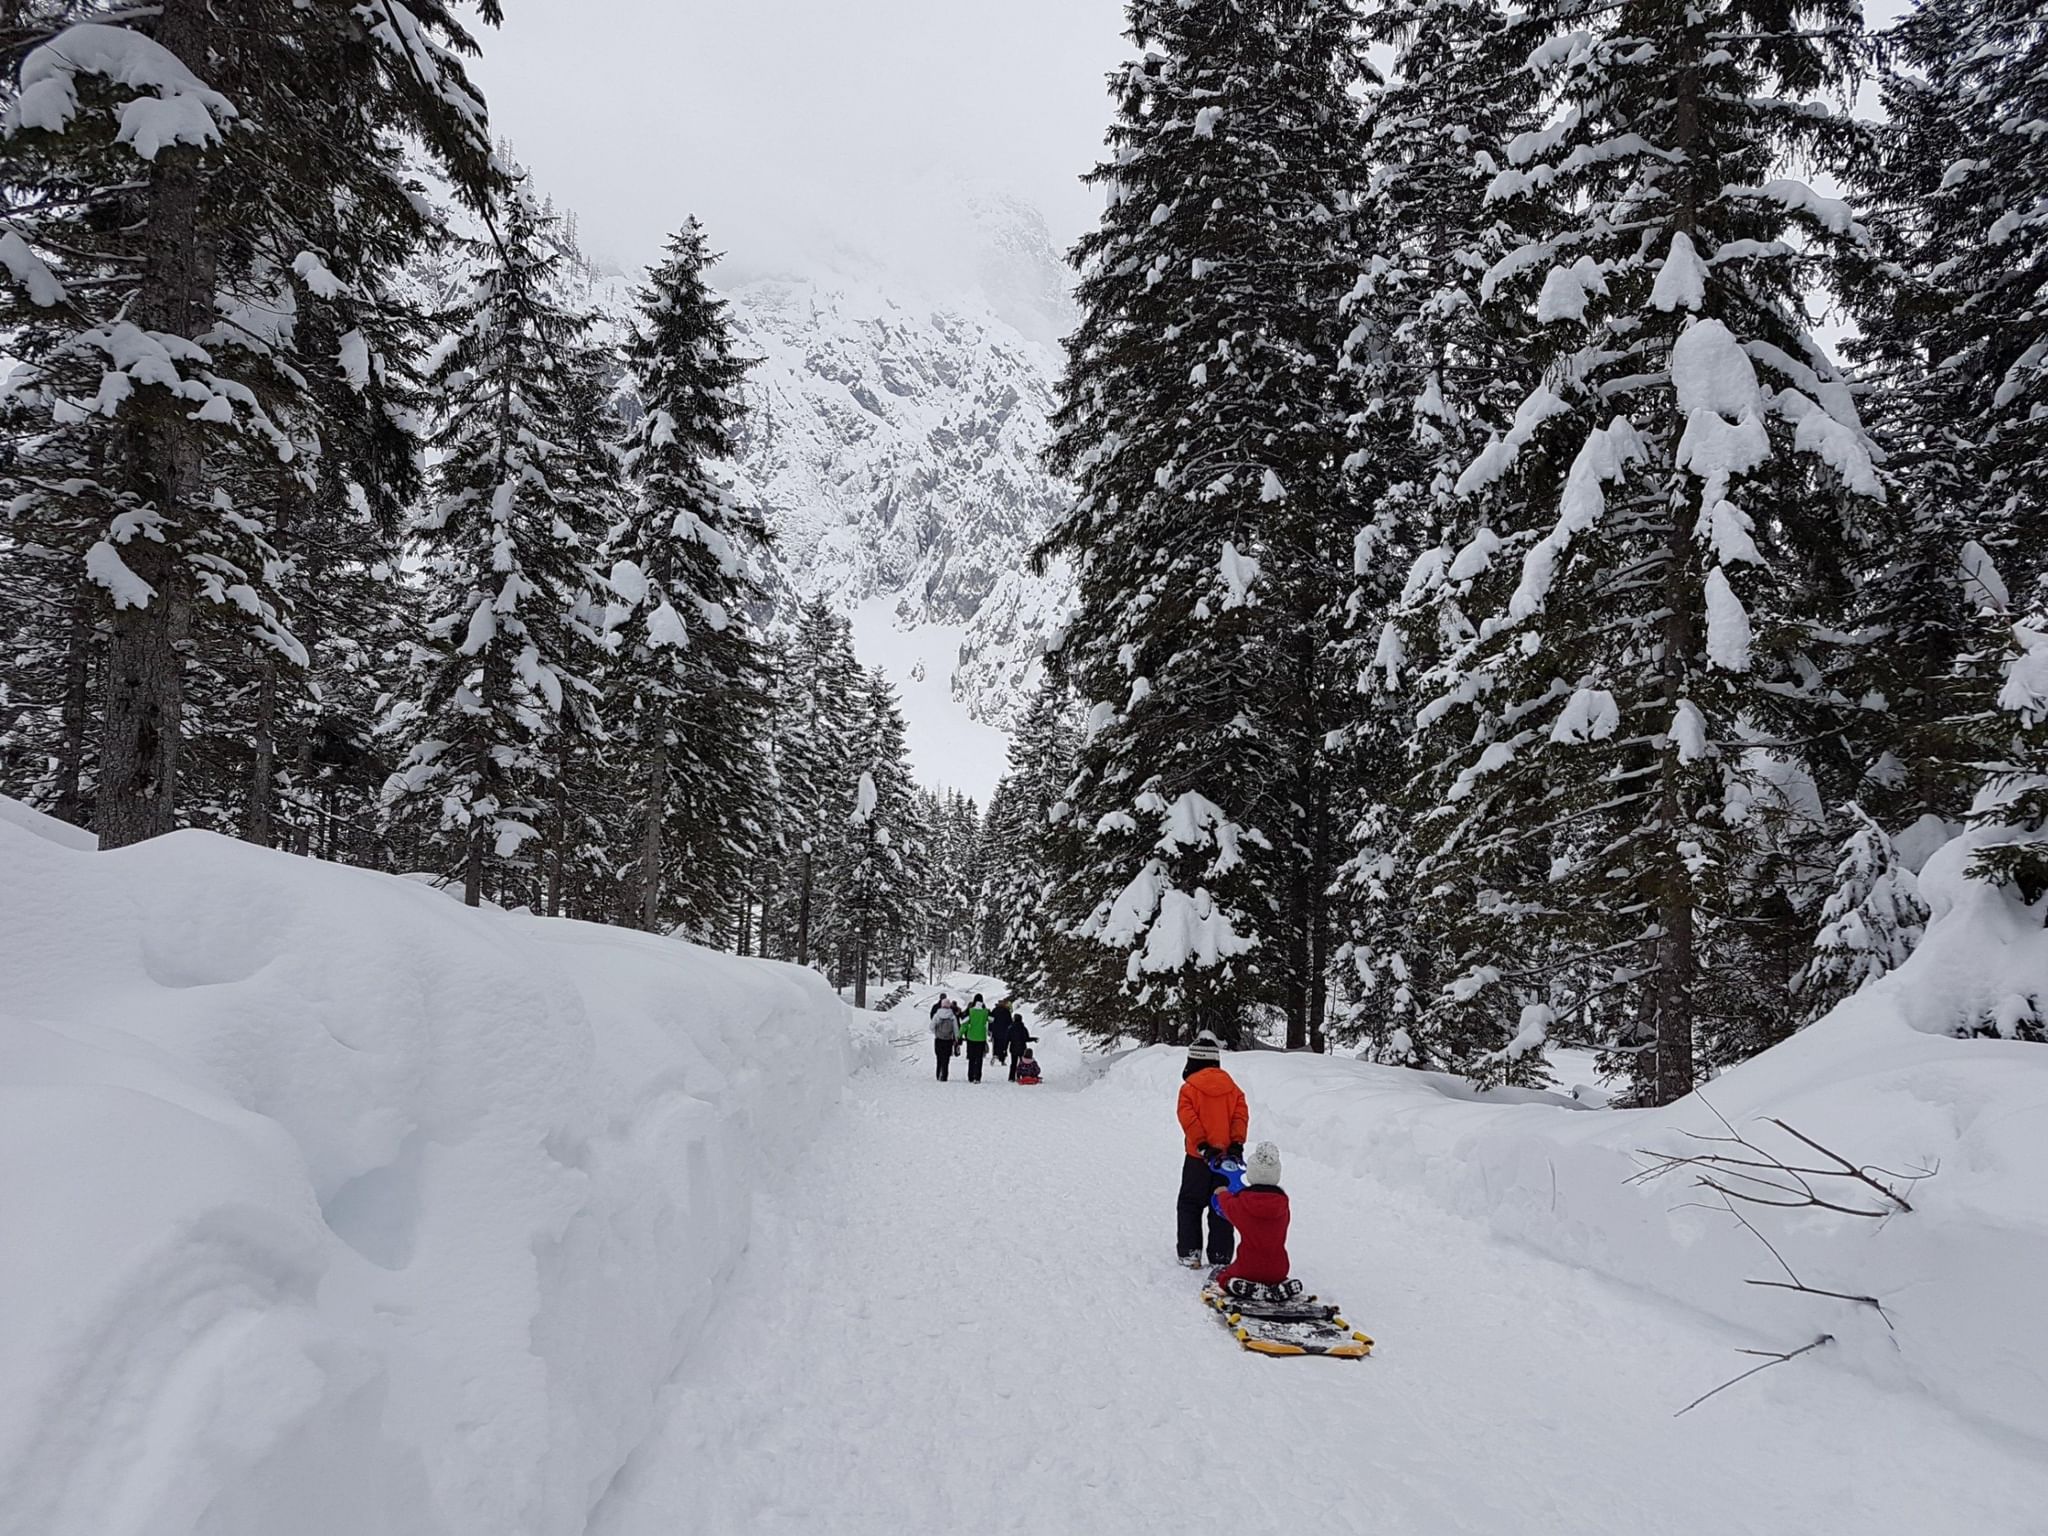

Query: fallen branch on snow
<box><xmin>1632</xmin><ymin>1099</ymin><xmax>1937</xmax><ymax>1416</ymax></box>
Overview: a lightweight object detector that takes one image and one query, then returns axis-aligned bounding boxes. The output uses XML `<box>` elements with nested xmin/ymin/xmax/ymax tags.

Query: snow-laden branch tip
<box><xmin>0</xmin><ymin>230</ymin><xmax>67</xmax><ymax>307</ymax></box>
<box><xmin>8</xmin><ymin>23</ymin><xmax>237</xmax><ymax>159</ymax></box>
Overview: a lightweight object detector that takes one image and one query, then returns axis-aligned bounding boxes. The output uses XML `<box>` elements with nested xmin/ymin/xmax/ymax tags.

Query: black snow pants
<box><xmin>1177</xmin><ymin>1155</ymin><xmax>1235</xmax><ymax>1264</ymax></box>
<box><xmin>934</xmin><ymin>1039</ymin><xmax>954</xmax><ymax>1081</ymax></box>
<box><xmin>966</xmin><ymin>1039</ymin><xmax>989</xmax><ymax>1082</ymax></box>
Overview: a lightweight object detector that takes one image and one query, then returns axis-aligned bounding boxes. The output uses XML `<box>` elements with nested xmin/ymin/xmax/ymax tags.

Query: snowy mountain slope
<box><xmin>724</xmin><ymin>262</ymin><xmax>1074</xmax><ymax>730</ymax></box>
<box><xmin>0</xmin><ymin>805</ymin><xmax>852</xmax><ymax>1536</ymax></box>
<box><xmin>569</xmin><ymin>194</ymin><xmax>1078</xmax><ymax>746</ymax></box>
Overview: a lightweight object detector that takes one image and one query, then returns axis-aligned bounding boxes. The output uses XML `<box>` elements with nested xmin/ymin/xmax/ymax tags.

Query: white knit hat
<box><xmin>1187</xmin><ymin>1031</ymin><xmax>1223</xmax><ymax>1064</ymax></box>
<box><xmin>1245</xmin><ymin>1142</ymin><xmax>1282</xmax><ymax>1188</ymax></box>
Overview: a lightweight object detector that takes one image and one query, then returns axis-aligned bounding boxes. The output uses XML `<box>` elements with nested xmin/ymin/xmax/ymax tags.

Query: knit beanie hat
<box><xmin>1245</xmin><ymin>1141</ymin><xmax>1282</xmax><ymax>1188</ymax></box>
<box><xmin>1186</xmin><ymin>1031</ymin><xmax>1223</xmax><ymax>1065</ymax></box>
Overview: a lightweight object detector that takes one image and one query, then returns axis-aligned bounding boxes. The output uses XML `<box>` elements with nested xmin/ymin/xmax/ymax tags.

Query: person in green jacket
<box><xmin>962</xmin><ymin>993</ymin><xmax>992</xmax><ymax>1083</ymax></box>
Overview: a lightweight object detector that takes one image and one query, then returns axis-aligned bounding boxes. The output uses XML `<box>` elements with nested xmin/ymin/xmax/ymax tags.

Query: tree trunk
<box><xmin>99</xmin><ymin>535</ymin><xmax>191</xmax><ymax>847</ymax></box>
<box><xmin>96</xmin><ymin>0</ymin><xmax>215</xmax><ymax>849</ymax></box>
<box><xmin>796</xmin><ymin>843</ymin><xmax>814</xmax><ymax>967</ymax></box>
<box><xmin>1307</xmin><ymin>771</ymin><xmax>1331</xmax><ymax>1053</ymax></box>
<box><xmin>464</xmin><ymin>817</ymin><xmax>485</xmax><ymax>907</ymax></box>
<box><xmin>246</xmin><ymin>648</ymin><xmax>278</xmax><ymax>846</ymax></box>
<box><xmin>546</xmin><ymin>762</ymin><xmax>566</xmax><ymax>919</ymax></box>
<box><xmin>640</xmin><ymin>739</ymin><xmax>667</xmax><ymax>932</ymax></box>
<box><xmin>1652</xmin><ymin>488</ymin><xmax>1701</xmax><ymax>1105</ymax></box>
<box><xmin>289</xmin><ymin>730</ymin><xmax>316</xmax><ymax>855</ymax></box>
<box><xmin>1283</xmin><ymin>859</ymin><xmax>1310</xmax><ymax>1050</ymax></box>
<box><xmin>1654</xmin><ymin>878</ymin><xmax>1698</xmax><ymax>1104</ymax></box>
<box><xmin>52</xmin><ymin>586</ymin><xmax>97</xmax><ymax>829</ymax></box>
<box><xmin>1648</xmin><ymin>9</ymin><xmax>1705</xmax><ymax>1109</ymax></box>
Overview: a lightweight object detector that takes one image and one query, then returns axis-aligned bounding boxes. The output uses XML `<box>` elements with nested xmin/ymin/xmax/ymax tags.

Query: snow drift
<box><xmin>1103</xmin><ymin>831</ymin><xmax>2048</xmax><ymax>1448</ymax></box>
<box><xmin>0</xmin><ymin>801</ymin><xmax>852</xmax><ymax>1536</ymax></box>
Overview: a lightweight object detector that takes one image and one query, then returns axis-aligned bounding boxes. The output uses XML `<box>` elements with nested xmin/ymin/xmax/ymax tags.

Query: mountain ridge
<box><xmin>574</xmin><ymin>194</ymin><xmax>1077</xmax><ymax>737</ymax></box>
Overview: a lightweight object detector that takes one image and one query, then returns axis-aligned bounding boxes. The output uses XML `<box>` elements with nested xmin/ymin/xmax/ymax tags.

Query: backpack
<box><xmin>932</xmin><ymin>1006</ymin><xmax>960</xmax><ymax>1039</ymax></box>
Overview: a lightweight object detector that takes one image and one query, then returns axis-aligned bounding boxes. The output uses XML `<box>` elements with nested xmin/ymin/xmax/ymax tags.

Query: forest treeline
<box><xmin>6</xmin><ymin>1</ymin><xmax>2047</xmax><ymax>1095</ymax></box>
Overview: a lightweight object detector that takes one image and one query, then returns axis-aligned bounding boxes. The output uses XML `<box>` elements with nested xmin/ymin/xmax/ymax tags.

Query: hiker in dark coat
<box><xmin>1007</xmin><ymin>1010</ymin><xmax>1033</xmax><ymax>1081</ymax></box>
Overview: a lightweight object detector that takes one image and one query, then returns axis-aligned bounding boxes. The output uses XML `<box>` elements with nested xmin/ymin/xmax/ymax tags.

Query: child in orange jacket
<box><xmin>1175</xmin><ymin>1031</ymin><xmax>1248</xmax><ymax>1268</ymax></box>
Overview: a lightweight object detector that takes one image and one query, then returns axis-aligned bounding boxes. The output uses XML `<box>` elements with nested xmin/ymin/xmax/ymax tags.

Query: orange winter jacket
<box><xmin>1177</xmin><ymin>1065</ymin><xmax>1249</xmax><ymax>1158</ymax></box>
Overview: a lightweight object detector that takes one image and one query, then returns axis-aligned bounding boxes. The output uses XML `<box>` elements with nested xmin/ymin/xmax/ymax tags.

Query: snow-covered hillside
<box><xmin>573</xmin><ymin>193</ymin><xmax>1077</xmax><ymax>748</ymax></box>
<box><xmin>0</xmin><ymin>800</ymin><xmax>851</xmax><ymax>1536</ymax></box>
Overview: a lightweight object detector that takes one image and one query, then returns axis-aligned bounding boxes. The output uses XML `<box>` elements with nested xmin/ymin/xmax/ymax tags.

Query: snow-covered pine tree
<box><xmin>0</xmin><ymin>0</ymin><xmax>501</xmax><ymax>847</ymax></box>
<box><xmin>384</xmin><ymin>184</ymin><xmax>611</xmax><ymax>908</ymax></box>
<box><xmin>1844</xmin><ymin>0</ymin><xmax>2048</xmax><ymax>900</ymax></box>
<box><xmin>1043</xmin><ymin>0</ymin><xmax>1373</xmax><ymax>1046</ymax></box>
<box><xmin>917</xmin><ymin>789</ymin><xmax>981</xmax><ymax>974</ymax></box>
<box><xmin>831</xmin><ymin>667</ymin><xmax>926</xmax><ymax>1006</ymax></box>
<box><xmin>1330</xmin><ymin>0</ymin><xmax>1546</xmax><ymax>1063</ymax></box>
<box><xmin>761</xmin><ymin>600</ymin><xmax>866</xmax><ymax>967</ymax></box>
<box><xmin>605</xmin><ymin>219</ymin><xmax>770</xmax><ymax>933</ymax></box>
<box><xmin>0</xmin><ymin>285</ymin><xmax>107</xmax><ymax>826</ymax></box>
<box><xmin>975</xmin><ymin>673</ymin><xmax>1081</xmax><ymax>991</ymax></box>
<box><xmin>1402</xmin><ymin>0</ymin><xmax>1884</xmax><ymax>1100</ymax></box>
<box><xmin>1792</xmin><ymin>804</ymin><xmax>1929</xmax><ymax>1026</ymax></box>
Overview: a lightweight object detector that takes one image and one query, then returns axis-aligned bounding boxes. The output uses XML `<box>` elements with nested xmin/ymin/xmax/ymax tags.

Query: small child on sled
<box><xmin>1014</xmin><ymin>1034</ymin><xmax>1042</xmax><ymax>1085</ymax></box>
<box><xmin>1209</xmin><ymin>1141</ymin><xmax>1289</xmax><ymax>1288</ymax></box>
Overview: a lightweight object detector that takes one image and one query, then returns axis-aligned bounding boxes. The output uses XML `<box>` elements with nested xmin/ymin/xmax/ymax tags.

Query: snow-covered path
<box><xmin>589</xmin><ymin>1003</ymin><xmax>2048</xmax><ymax>1536</ymax></box>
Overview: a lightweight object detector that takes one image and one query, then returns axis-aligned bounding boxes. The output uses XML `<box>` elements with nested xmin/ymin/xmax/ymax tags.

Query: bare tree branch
<box><xmin>1676</xmin><ymin>1335</ymin><xmax>1834</xmax><ymax>1418</ymax></box>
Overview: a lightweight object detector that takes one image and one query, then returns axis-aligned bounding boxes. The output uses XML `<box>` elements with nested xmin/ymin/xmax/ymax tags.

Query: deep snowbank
<box><xmin>1101</xmin><ymin>838</ymin><xmax>2048</xmax><ymax>1449</ymax></box>
<box><xmin>0</xmin><ymin>804</ymin><xmax>851</xmax><ymax>1536</ymax></box>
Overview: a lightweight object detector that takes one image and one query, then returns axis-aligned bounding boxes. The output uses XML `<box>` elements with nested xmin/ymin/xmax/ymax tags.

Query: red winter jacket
<box><xmin>1213</xmin><ymin>1185</ymin><xmax>1290</xmax><ymax>1287</ymax></box>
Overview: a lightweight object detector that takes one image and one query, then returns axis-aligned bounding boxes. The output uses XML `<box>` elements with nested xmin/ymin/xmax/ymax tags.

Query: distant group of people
<box><xmin>928</xmin><ymin>993</ymin><xmax>1038</xmax><ymax>1084</ymax></box>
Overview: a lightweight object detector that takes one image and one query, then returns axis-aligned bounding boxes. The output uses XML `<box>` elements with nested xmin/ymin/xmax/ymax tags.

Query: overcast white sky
<box><xmin>463</xmin><ymin>0</ymin><xmax>1129</xmax><ymax>280</ymax></box>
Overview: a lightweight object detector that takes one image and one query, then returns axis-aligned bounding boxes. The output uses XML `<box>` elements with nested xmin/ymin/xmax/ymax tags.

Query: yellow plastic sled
<box><xmin>1201</xmin><ymin>1282</ymin><xmax>1375</xmax><ymax>1360</ymax></box>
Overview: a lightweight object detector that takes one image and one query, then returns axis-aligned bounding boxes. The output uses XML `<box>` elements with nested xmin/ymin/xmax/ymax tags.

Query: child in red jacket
<box><xmin>1210</xmin><ymin>1142</ymin><xmax>1290</xmax><ymax>1287</ymax></box>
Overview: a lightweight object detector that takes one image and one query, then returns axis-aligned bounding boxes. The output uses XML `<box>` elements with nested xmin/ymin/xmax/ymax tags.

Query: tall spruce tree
<box><xmin>1042</xmin><ymin>0</ymin><xmax>1372</xmax><ymax>1046</ymax></box>
<box><xmin>831</xmin><ymin>667</ymin><xmax>925</xmax><ymax>1005</ymax></box>
<box><xmin>606</xmin><ymin>220</ymin><xmax>771</xmax><ymax>932</ymax></box>
<box><xmin>384</xmin><ymin>184</ymin><xmax>610</xmax><ymax>908</ymax></box>
<box><xmin>976</xmin><ymin>673</ymin><xmax>1081</xmax><ymax>991</ymax></box>
<box><xmin>0</xmin><ymin>1</ymin><xmax>501</xmax><ymax>846</ymax></box>
<box><xmin>1847</xmin><ymin>0</ymin><xmax>2048</xmax><ymax>900</ymax></box>
<box><xmin>766</xmin><ymin>600</ymin><xmax>866</xmax><ymax>966</ymax></box>
<box><xmin>1401</xmin><ymin>0</ymin><xmax>1883</xmax><ymax>1100</ymax></box>
<box><xmin>1332</xmin><ymin>0</ymin><xmax>1546</xmax><ymax>1062</ymax></box>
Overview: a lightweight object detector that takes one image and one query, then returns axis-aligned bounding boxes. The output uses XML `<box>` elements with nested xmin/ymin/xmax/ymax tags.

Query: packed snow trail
<box><xmin>589</xmin><ymin>997</ymin><xmax>2048</xmax><ymax>1536</ymax></box>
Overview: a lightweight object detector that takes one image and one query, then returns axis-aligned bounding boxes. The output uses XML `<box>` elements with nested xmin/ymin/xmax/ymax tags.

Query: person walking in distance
<box><xmin>962</xmin><ymin>993</ymin><xmax>993</xmax><ymax>1083</ymax></box>
<box><xmin>990</xmin><ymin>998</ymin><xmax>1016</xmax><ymax>1068</ymax></box>
<box><xmin>930</xmin><ymin>994</ymin><xmax>962</xmax><ymax>1082</ymax></box>
<box><xmin>1175</xmin><ymin>1031</ymin><xmax>1247</xmax><ymax>1269</ymax></box>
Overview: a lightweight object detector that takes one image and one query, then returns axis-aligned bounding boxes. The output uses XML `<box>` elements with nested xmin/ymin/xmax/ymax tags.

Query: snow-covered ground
<box><xmin>851</xmin><ymin>595</ymin><xmax>1016</xmax><ymax>802</ymax></box>
<box><xmin>589</xmin><ymin>982</ymin><xmax>2047</xmax><ymax>1536</ymax></box>
<box><xmin>0</xmin><ymin>800</ymin><xmax>851</xmax><ymax>1536</ymax></box>
<box><xmin>7</xmin><ymin>809</ymin><xmax>2044</xmax><ymax>1535</ymax></box>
